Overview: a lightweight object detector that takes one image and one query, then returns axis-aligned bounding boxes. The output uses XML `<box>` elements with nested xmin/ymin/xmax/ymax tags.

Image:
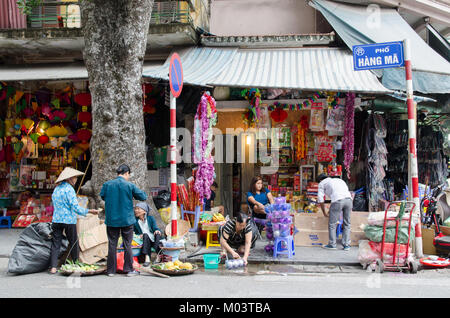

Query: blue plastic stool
<box><xmin>273</xmin><ymin>235</ymin><xmax>295</xmax><ymax>258</ymax></box>
<box><xmin>181</xmin><ymin>204</ymin><xmax>201</xmax><ymax>232</ymax></box>
<box><xmin>0</xmin><ymin>216</ymin><xmax>12</xmax><ymax>229</ymax></box>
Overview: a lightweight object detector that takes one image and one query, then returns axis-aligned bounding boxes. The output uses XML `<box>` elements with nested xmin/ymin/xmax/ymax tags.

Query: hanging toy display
<box><xmin>343</xmin><ymin>92</ymin><xmax>355</xmax><ymax>179</ymax></box>
<box><xmin>193</xmin><ymin>92</ymin><xmax>217</xmax><ymax>201</ymax></box>
<box><xmin>241</xmin><ymin>88</ymin><xmax>261</xmax><ymax>127</ymax></box>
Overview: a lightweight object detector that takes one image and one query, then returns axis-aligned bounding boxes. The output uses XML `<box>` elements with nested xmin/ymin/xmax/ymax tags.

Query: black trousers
<box><xmin>107</xmin><ymin>225</ymin><xmax>134</xmax><ymax>274</ymax></box>
<box><xmin>141</xmin><ymin>233</ymin><xmax>161</xmax><ymax>257</ymax></box>
<box><xmin>50</xmin><ymin>223</ymin><xmax>78</xmax><ymax>269</ymax></box>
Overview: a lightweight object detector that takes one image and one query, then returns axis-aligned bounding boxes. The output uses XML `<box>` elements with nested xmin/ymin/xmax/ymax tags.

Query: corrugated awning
<box><xmin>143</xmin><ymin>46</ymin><xmax>391</xmax><ymax>94</ymax></box>
<box><xmin>0</xmin><ymin>62</ymin><xmax>163</xmax><ymax>82</ymax></box>
<box><xmin>310</xmin><ymin>0</ymin><xmax>450</xmax><ymax>94</ymax></box>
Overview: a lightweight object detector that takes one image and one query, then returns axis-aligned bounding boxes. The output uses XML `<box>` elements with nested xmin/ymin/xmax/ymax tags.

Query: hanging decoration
<box><xmin>343</xmin><ymin>92</ymin><xmax>355</xmax><ymax>179</ymax></box>
<box><xmin>193</xmin><ymin>92</ymin><xmax>217</xmax><ymax>201</ymax></box>
<box><xmin>296</xmin><ymin>115</ymin><xmax>309</xmax><ymax>161</ymax></box>
<box><xmin>241</xmin><ymin>88</ymin><xmax>261</xmax><ymax>126</ymax></box>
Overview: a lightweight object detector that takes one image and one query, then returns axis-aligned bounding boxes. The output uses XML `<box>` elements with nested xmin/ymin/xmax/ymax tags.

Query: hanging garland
<box><xmin>193</xmin><ymin>92</ymin><xmax>217</xmax><ymax>200</ymax></box>
<box><xmin>343</xmin><ymin>92</ymin><xmax>355</xmax><ymax>179</ymax></box>
<box><xmin>296</xmin><ymin>115</ymin><xmax>309</xmax><ymax>161</ymax></box>
<box><xmin>241</xmin><ymin>88</ymin><xmax>261</xmax><ymax>126</ymax></box>
<box><xmin>267</xmin><ymin>91</ymin><xmax>341</xmax><ymax>111</ymax></box>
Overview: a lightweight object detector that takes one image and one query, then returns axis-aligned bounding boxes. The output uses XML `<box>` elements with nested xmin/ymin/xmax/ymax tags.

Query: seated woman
<box><xmin>218</xmin><ymin>212</ymin><xmax>258</xmax><ymax>266</ymax></box>
<box><xmin>134</xmin><ymin>202</ymin><xmax>162</xmax><ymax>267</ymax></box>
<box><xmin>247</xmin><ymin>176</ymin><xmax>274</xmax><ymax>219</ymax></box>
<box><xmin>204</xmin><ymin>182</ymin><xmax>225</xmax><ymax>216</ymax></box>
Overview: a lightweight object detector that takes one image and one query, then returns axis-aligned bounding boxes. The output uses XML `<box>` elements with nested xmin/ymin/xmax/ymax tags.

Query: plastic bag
<box><xmin>358</xmin><ymin>240</ymin><xmax>413</xmax><ymax>267</ymax></box>
<box><xmin>352</xmin><ymin>193</ymin><xmax>367</xmax><ymax>211</ymax></box>
<box><xmin>159</xmin><ymin>206</ymin><xmax>181</xmax><ymax>225</ymax></box>
<box><xmin>154</xmin><ymin>190</ymin><xmax>171</xmax><ymax>209</ymax></box>
<box><xmin>116</xmin><ymin>252</ymin><xmax>140</xmax><ymax>272</ymax></box>
<box><xmin>363</xmin><ymin>224</ymin><xmax>414</xmax><ymax>244</ymax></box>
<box><xmin>8</xmin><ymin>222</ymin><xmax>68</xmax><ymax>275</ymax></box>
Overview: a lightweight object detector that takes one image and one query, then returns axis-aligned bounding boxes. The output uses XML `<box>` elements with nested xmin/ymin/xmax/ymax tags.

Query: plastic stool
<box><xmin>273</xmin><ymin>235</ymin><xmax>295</xmax><ymax>258</ymax></box>
<box><xmin>181</xmin><ymin>204</ymin><xmax>201</xmax><ymax>232</ymax></box>
<box><xmin>0</xmin><ymin>216</ymin><xmax>12</xmax><ymax>229</ymax></box>
<box><xmin>206</xmin><ymin>230</ymin><xmax>220</xmax><ymax>249</ymax></box>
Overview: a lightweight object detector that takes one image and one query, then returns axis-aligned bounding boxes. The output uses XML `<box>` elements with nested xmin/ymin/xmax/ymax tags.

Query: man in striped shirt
<box><xmin>218</xmin><ymin>212</ymin><xmax>258</xmax><ymax>266</ymax></box>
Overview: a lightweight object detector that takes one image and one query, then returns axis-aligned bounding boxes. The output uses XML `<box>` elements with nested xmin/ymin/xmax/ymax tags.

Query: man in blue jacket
<box><xmin>101</xmin><ymin>164</ymin><xmax>148</xmax><ymax>277</ymax></box>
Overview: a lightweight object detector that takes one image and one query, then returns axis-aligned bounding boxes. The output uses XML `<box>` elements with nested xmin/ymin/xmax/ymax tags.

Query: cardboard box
<box><xmin>79</xmin><ymin>242</ymin><xmax>108</xmax><ymax>264</ymax></box>
<box><xmin>350</xmin><ymin>231</ymin><xmax>367</xmax><ymax>246</ymax></box>
<box><xmin>294</xmin><ymin>213</ymin><xmax>329</xmax><ymax>231</ymax></box>
<box><xmin>294</xmin><ymin>230</ymin><xmax>328</xmax><ymax>246</ymax></box>
<box><xmin>77</xmin><ymin>214</ymin><xmax>108</xmax><ymax>264</ymax></box>
<box><xmin>79</xmin><ymin>224</ymin><xmax>108</xmax><ymax>252</ymax></box>
<box><xmin>351</xmin><ymin>212</ymin><xmax>369</xmax><ymax>231</ymax></box>
<box><xmin>422</xmin><ymin>227</ymin><xmax>437</xmax><ymax>255</ymax></box>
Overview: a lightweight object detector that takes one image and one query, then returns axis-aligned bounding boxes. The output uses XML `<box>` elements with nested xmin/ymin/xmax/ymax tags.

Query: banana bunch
<box><xmin>212</xmin><ymin>213</ymin><xmax>225</xmax><ymax>222</ymax></box>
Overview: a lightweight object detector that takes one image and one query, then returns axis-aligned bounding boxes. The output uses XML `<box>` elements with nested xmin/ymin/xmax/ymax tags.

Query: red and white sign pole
<box><xmin>168</xmin><ymin>53</ymin><xmax>183</xmax><ymax>239</ymax></box>
<box><xmin>403</xmin><ymin>39</ymin><xmax>423</xmax><ymax>258</ymax></box>
<box><xmin>170</xmin><ymin>93</ymin><xmax>178</xmax><ymax>238</ymax></box>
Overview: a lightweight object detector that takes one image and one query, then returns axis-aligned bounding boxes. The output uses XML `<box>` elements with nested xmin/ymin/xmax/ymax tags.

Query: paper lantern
<box><xmin>76</xmin><ymin>128</ymin><xmax>92</xmax><ymax>142</ymax></box>
<box><xmin>37</xmin><ymin>135</ymin><xmax>49</xmax><ymax>145</ymax></box>
<box><xmin>22</xmin><ymin>118</ymin><xmax>34</xmax><ymax>132</ymax></box>
<box><xmin>13</xmin><ymin>141</ymin><xmax>23</xmax><ymax>154</ymax></box>
<box><xmin>46</xmin><ymin>125</ymin><xmax>68</xmax><ymax>137</ymax></box>
<box><xmin>270</xmin><ymin>108</ymin><xmax>288</xmax><ymax>122</ymax></box>
<box><xmin>74</xmin><ymin>93</ymin><xmax>91</xmax><ymax>106</ymax></box>
<box><xmin>38</xmin><ymin>120</ymin><xmax>50</xmax><ymax>131</ymax></box>
<box><xmin>29</xmin><ymin>133</ymin><xmax>39</xmax><ymax>144</ymax></box>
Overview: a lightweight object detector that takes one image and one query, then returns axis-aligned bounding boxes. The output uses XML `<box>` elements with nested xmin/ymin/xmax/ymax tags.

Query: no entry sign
<box><xmin>169</xmin><ymin>53</ymin><xmax>183</xmax><ymax>98</ymax></box>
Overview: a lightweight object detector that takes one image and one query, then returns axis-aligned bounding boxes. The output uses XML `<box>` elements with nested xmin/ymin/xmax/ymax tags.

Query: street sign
<box><xmin>169</xmin><ymin>53</ymin><xmax>183</xmax><ymax>98</ymax></box>
<box><xmin>353</xmin><ymin>41</ymin><xmax>404</xmax><ymax>71</ymax></box>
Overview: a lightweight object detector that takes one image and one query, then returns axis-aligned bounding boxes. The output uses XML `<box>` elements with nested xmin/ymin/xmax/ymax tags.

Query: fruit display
<box><xmin>59</xmin><ymin>260</ymin><xmax>103</xmax><ymax>274</ymax></box>
<box><xmin>212</xmin><ymin>212</ymin><xmax>224</xmax><ymax>222</ymax></box>
<box><xmin>153</xmin><ymin>260</ymin><xmax>194</xmax><ymax>271</ymax></box>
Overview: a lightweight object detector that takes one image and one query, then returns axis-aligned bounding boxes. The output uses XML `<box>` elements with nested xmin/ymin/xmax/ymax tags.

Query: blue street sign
<box><xmin>169</xmin><ymin>53</ymin><xmax>183</xmax><ymax>98</ymax></box>
<box><xmin>353</xmin><ymin>41</ymin><xmax>404</xmax><ymax>71</ymax></box>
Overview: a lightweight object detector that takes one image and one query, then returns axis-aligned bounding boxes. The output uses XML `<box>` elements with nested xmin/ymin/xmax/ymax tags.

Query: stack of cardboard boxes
<box><xmin>294</xmin><ymin>211</ymin><xmax>369</xmax><ymax>247</ymax></box>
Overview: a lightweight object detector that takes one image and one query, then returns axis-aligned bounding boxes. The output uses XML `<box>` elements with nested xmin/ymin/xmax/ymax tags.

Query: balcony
<box><xmin>0</xmin><ymin>0</ymin><xmax>209</xmax><ymax>64</ymax></box>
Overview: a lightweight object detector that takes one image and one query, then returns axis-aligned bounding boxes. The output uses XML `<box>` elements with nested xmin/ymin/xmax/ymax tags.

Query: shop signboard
<box><xmin>352</xmin><ymin>41</ymin><xmax>404</xmax><ymax>71</ymax></box>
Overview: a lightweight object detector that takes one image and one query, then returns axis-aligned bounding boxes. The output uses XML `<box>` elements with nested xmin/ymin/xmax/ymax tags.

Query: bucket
<box><xmin>203</xmin><ymin>253</ymin><xmax>220</xmax><ymax>269</ymax></box>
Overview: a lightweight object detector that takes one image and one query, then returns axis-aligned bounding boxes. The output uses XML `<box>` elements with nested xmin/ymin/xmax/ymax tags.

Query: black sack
<box><xmin>7</xmin><ymin>222</ymin><xmax>68</xmax><ymax>275</ymax></box>
<box><xmin>352</xmin><ymin>193</ymin><xmax>368</xmax><ymax>211</ymax></box>
<box><xmin>154</xmin><ymin>190</ymin><xmax>171</xmax><ymax>209</ymax></box>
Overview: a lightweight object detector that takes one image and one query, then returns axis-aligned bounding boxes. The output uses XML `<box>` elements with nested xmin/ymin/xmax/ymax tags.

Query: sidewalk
<box><xmin>0</xmin><ymin>228</ymin><xmax>361</xmax><ymax>267</ymax></box>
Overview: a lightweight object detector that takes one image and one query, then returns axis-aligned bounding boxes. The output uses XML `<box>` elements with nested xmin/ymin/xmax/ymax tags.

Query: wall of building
<box><xmin>210</xmin><ymin>0</ymin><xmax>319</xmax><ymax>36</ymax></box>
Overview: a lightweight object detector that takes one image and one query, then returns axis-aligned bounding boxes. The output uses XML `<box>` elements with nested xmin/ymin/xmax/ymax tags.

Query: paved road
<box><xmin>1</xmin><ymin>258</ymin><xmax>449</xmax><ymax>299</ymax></box>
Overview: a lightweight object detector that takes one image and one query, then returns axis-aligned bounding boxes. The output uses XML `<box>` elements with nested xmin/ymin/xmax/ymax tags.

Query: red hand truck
<box><xmin>375</xmin><ymin>201</ymin><xmax>418</xmax><ymax>274</ymax></box>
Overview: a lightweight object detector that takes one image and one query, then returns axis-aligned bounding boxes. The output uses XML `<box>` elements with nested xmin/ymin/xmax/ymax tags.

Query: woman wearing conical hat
<box><xmin>49</xmin><ymin>167</ymin><xmax>100</xmax><ymax>274</ymax></box>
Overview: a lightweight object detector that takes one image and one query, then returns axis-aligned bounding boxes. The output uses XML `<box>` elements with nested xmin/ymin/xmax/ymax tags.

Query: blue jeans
<box><xmin>328</xmin><ymin>198</ymin><xmax>353</xmax><ymax>247</ymax></box>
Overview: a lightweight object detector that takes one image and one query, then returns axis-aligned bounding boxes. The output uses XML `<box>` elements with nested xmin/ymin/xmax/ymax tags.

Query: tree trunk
<box><xmin>79</xmin><ymin>0</ymin><xmax>164</xmax><ymax>230</ymax></box>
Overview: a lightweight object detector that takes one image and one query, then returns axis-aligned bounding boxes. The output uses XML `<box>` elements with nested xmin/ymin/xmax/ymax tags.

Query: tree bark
<box><xmin>79</xmin><ymin>0</ymin><xmax>164</xmax><ymax>230</ymax></box>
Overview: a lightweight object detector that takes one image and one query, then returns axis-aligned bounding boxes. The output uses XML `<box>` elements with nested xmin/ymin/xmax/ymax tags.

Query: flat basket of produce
<box><xmin>151</xmin><ymin>260</ymin><xmax>198</xmax><ymax>276</ymax></box>
<box><xmin>59</xmin><ymin>261</ymin><xmax>106</xmax><ymax>276</ymax></box>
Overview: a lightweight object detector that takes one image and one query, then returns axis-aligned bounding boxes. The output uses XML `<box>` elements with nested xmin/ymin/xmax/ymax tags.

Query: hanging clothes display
<box><xmin>366</xmin><ymin>113</ymin><xmax>388</xmax><ymax>212</ymax></box>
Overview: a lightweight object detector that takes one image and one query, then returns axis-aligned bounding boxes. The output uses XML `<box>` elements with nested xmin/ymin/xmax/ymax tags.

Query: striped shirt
<box><xmin>220</xmin><ymin>219</ymin><xmax>254</xmax><ymax>247</ymax></box>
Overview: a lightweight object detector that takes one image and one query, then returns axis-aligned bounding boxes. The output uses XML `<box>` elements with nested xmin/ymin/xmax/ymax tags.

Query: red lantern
<box><xmin>270</xmin><ymin>108</ymin><xmax>288</xmax><ymax>122</ymax></box>
<box><xmin>74</xmin><ymin>93</ymin><xmax>91</xmax><ymax>106</ymax></box>
<box><xmin>37</xmin><ymin>135</ymin><xmax>49</xmax><ymax>145</ymax></box>
<box><xmin>76</xmin><ymin>129</ymin><xmax>92</xmax><ymax>143</ymax></box>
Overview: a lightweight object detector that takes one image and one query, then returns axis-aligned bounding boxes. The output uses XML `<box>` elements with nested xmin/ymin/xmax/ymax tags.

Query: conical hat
<box><xmin>55</xmin><ymin>167</ymin><xmax>84</xmax><ymax>184</ymax></box>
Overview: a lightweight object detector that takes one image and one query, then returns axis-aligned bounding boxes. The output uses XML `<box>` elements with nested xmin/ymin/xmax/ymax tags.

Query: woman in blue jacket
<box><xmin>134</xmin><ymin>202</ymin><xmax>162</xmax><ymax>267</ymax></box>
